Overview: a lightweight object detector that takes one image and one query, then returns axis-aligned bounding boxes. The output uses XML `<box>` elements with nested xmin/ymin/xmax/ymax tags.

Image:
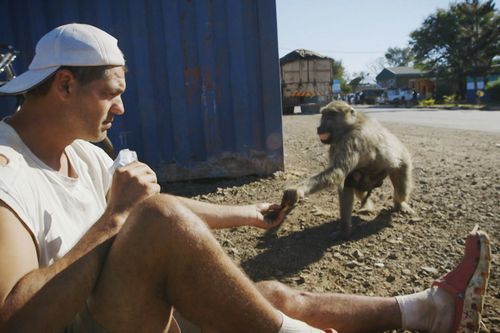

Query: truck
<box><xmin>383</xmin><ymin>88</ymin><xmax>416</xmax><ymax>104</ymax></box>
<box><xmin>280</xmin><ymin>49</ymin><xmax>334</xmax><ymax>114</ymax></box>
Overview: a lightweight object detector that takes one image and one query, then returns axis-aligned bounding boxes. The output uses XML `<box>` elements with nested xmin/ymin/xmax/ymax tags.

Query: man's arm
<box><xmin>0</xmin><ymin>161</ymin><xmax>160</xmax><ymax>333</ymax></box>
<box><xmin>0</xmin><ymin>201</ymin><xmax>122</xmax><ymax>332</ymax></box>
<box><xmin>172</xmin><ymin>195</ymin><xmax>278</xmax><ymax>230</ymax></box>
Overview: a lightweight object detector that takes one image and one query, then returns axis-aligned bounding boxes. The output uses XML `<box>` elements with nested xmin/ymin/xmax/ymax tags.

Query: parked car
<box><xmin>360</xmin><ymin>88</ymin><xmax>385</xmax><ymax>104</ymax></box>
<box><xmin>384</xmin><ymin>88</ymin><xmax>416</xmax><ymax>104</ymax></box>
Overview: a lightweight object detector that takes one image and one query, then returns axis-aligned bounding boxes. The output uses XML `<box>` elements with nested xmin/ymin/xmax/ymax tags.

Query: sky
<box><xmin>275</xmin><ymin>0</ymin><xmax>498</xmax><ymax>80</ymax></box>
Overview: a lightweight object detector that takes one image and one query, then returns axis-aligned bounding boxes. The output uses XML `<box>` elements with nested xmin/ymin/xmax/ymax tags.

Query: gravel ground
<box><xmin>166</xmin><ymin>112</ymin><xmax>500</xmax><ymax>332</ymax></box>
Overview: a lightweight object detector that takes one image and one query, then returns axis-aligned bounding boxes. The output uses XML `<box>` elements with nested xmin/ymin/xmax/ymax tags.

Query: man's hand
<box><xmin>106</xmin><ymin>161</ymin><xmax>161</xmax><ymax>224</ymax></box>
<box><xmin>246</xmin><ymin>202</ymin><xmax>295</xmax><ymax>229</ymax></box>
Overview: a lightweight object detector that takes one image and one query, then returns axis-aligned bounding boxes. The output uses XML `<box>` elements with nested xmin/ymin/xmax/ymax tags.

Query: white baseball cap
<box><xmin>0</xmin><ymin>23</ymin><xmax>125</xmax><ymax>95</ymax></box>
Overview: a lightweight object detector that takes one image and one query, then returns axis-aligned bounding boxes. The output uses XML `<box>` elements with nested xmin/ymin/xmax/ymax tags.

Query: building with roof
<box><xmin>466</xmin><ymin>64</ymin><xmax>500</xmax><ymax>103</ymax></box>
<box><xmin>376</xmin><ymin>66</ymin><xmax>435</xmax><ymax>98</ymax></box>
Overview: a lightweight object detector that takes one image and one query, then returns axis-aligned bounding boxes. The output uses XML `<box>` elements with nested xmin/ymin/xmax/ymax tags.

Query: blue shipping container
<box><xmin>0</xmin><ymin>0</ymin><xmax>284</xmax><ymax>181</ymax></box>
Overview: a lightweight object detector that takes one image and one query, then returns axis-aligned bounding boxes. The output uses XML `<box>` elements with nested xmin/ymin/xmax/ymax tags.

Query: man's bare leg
<box><xmin>88</xmin><ymin>194</ymin><xmax>283</xmax><ymax>333</ymax></box>
<box><xmin>257</xmin><ymin>226</ymin><xmax>491</xmax><ymax>333</ymax></box>
<box><xmin>257</xmin><ymin>281</ymin><xmax>401</xmax><ymax>333</ymax></box>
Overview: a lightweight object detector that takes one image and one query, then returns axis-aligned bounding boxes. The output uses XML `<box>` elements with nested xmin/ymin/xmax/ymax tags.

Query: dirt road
<box><xmin>167</xmin><ymin>112</ymin><xmax>500</xmax><ymax>332</ymax></box>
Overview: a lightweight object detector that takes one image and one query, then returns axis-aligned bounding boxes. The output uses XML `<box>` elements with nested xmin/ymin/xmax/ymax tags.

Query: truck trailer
<box><xmin>280</xmin><ymin>49</ymin><xmax>334</xmax><ymax>114</ymax></box>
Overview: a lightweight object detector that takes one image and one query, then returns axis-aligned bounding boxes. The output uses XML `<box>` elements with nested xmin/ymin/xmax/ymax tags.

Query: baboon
<box><xmin>280</xmin><ymin>101</ymin><xmax>413</xmax><ymax>237</ymax></box>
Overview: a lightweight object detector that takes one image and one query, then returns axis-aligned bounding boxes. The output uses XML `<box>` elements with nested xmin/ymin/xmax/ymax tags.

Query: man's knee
<box><xmin>120</xmin><ymin>193</ymin><xmax>209</xmax><ymax>248</ymax></box>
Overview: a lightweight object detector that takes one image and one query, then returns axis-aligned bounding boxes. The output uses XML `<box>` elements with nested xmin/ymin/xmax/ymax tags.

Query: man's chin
<box><xmin>89</xmin><ymin>132</ymin><xmax>108</xmax><ymax>143</ymax></box>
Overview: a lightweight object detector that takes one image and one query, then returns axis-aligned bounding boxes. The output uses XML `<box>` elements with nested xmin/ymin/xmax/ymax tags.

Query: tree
<box><xmin>366</xmin><ymin>57</ymin><xmax>387</xmax><ymax>82</ymax></box>
<box><xmin>384</xmin><ymin>47</ymin><xmax>414</xmax><ymax>67</ymax></box>
<box><xmin>330</xmin><ymin>58</ymin><xmax>345</xmax><ymax>80</ymax></box>
<box><xmin>410</xmin><ymin>0</ymin><xmax>500</xmax><ymax>98</ymax></box>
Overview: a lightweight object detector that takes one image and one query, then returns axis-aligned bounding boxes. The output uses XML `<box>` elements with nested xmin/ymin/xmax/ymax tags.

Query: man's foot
<box><xmin>432</xmin><ymin>225</ymin><xmax>491</xmax><ymax>333</ymax></box>
<box><xmin>395</xmin><ymin>226</ymin><xmax>491</xmax><ymax>333</ymax></box>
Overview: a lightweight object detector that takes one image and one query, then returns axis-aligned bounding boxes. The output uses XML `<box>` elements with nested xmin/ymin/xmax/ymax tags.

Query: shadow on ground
<box><xmin>241</xmin><ymin>209</ymin><xmax>393</xmax><ymax>281</ymax></box>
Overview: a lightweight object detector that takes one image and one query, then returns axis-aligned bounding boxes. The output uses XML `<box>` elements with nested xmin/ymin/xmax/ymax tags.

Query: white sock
<box><xmin>277</xmin><ymin>311</ymin><xmax>325</xmax><ymax>333</ymax></box>
<box><xmin>395</xmin><ymin>287</ymin><xmax>454</xmax><ymax>333</ymax></box>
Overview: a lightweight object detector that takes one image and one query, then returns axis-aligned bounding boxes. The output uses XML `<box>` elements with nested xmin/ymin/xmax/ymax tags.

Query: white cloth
<box><xmin>278</xmin><ymin>312</ymin><xmax>325</xmax><ymax>333</ymax></box>
<box><xmin>0</xmin><ymin>120</ymin><xmax>113</xmax><ymax>266</ymax></box>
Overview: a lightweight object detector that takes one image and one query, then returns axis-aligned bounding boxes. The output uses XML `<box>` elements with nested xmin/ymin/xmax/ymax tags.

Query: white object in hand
<box><xmin>109</xmin><ymin>149</ymin><xmax>138</xmax><ymax>174</ymax></box>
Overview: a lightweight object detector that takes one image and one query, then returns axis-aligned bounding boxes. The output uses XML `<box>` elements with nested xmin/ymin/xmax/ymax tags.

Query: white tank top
<box><xmin>0</xmin><ymin>120</ymin><xmax>113</xmax><ymax>267</ymax></box>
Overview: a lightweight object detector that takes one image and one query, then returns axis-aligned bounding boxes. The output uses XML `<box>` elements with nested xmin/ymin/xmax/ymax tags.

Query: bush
<box><xmin>443</xmin><ymin>94</ymin><xmax>459</xmax><ymax>105</ymax></box>
<box><xmin>486</xmin><ymin>78</ymin><xmax>500</xmax><ymax>102</ymax></box>
<box><xmin>419</xmin><ymin>98</ymin><xmax>435</xmax><ymax>106</ymax></box>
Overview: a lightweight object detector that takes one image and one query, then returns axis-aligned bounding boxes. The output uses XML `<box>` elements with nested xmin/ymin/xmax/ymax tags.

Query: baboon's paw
<box><xmin>357</xmin><ymin>199</ymin><xmax>374</xmax><ymax>215</ymax></box>
<box><xmin>395</xmin><ymin>202</ymin><xmax>415</xmax><ymax>215</ymax></box>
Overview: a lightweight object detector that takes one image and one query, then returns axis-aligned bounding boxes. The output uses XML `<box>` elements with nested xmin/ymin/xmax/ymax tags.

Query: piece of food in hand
<box><xmin>263</xmin><ymin>203</ymin><xmax>294</xmax><ymax>226</ymax></box>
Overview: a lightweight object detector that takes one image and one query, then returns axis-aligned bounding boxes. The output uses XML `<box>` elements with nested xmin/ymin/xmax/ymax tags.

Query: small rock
<box><xmin>410</xmin><ymin>217</ymin><xmax>423</xmax><ymax>223</ymax></box>
<box><xmin>386</xmin><ymin>275</ymin><xmax>396</xmax><ymax>282</ymax></box>
<box><xmin>374</xmin><ymin>262</ymin><xmax>385</xmax><ymax>268</ymax></box>
<box><xmin>387</xmin><ymin>253</ymin><xmax>398</xmax><ymax>260</ymax></box>
<box><xmin>333</xmin><ymin>252</ymin><xmax>343</xmax><ymax>260</ymax></box>
<box><xmin>421</xmin><ymin>266</ymin><xmax>438</xmax><ymax>274</ymax></box>
<box><xmin>346</xmin><ymin>260</ymin><xmax>361</xmax><ymax>269</ymax></box>
<box><xmin>228</xmin><ymin>247</ymin><xmax>239</xmax><ymax>255</ymax></box>
<box><xmin>402</xmin><ymin>269</ymin><xmax>412</xmax><ymax>275</ymax></box>
<box><xmin>272</xmin><ymin>171</ymin><xmax>284</xmax><ymax>178</ymax></box>
<box><xmin>295</xmin><ymin>276</ymin><xmax>306</xmax><ymax>285</ymax></box>
<box><xmin>312</xmin><ymin>207</ymin><xmax>330</xmax><ymax>217</ymax></box>
<box><xmin>352</xmin><ymin>249</ymin><xmax>364</xmax><ymax>259</ymax></box>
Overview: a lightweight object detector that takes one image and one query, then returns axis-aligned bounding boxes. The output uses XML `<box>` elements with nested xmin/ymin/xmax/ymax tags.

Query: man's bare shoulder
<box><xmin>0</xmin><ymin>200</ymin><xmax>39</xmax><ymax>304</ymax></box>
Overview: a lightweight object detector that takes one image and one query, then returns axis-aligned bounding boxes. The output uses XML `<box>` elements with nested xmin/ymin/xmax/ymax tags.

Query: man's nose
<box><xmin>111</xmin><ymin>96</ymin><xmax>125</xmax><ymax>115</ymax></box>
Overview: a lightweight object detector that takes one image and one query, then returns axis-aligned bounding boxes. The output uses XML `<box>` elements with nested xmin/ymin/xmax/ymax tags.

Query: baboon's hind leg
<box><xmin>339</xmin><ymin>186</ymin><xmax>355</xmax><ymax>238</ymax></box>
<box><xmin>389</xmin><ymin>162</ymin><xmax>414</xmax><ymax>214</ymax></box>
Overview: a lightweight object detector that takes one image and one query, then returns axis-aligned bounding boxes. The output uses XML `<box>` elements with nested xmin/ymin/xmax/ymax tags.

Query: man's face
<box><xmin>71</xmin><ymin>66</ymin><xmax>126</xmax><ymax>142</ymax></box>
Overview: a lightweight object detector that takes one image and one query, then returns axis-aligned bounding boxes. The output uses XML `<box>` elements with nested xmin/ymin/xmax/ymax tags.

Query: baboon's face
<box><xmin>317</xmin><ymin>102</ymin><xmax>356</xmax><ymax>144</ymax></box>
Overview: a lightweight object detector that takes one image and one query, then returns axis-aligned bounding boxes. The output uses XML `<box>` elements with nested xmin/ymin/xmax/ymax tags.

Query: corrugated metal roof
<box><xmin>386</xmin><ymin>66</ymin><xmax>427</xmax><ymax>76</ymax></box>
<box><xmin>0</xmin><ymin>0</ymin><xmax>284</xmax><ymax>181</ymax></box>
<box><xmin>279</xmin><ymin>49</ymin><xmax>332</xmax><ymax>65</ymax></box>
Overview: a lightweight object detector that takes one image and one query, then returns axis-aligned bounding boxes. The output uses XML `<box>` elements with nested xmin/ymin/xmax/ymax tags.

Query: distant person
<box><xmin>412</xmin><ymin>90</ymin><xmax>418</xmax><ymax>104</ymax></box>
<box><xmin>0</xmin><ymin>23</ymin><xmax>491</xmax><ymax>333</ymax></box>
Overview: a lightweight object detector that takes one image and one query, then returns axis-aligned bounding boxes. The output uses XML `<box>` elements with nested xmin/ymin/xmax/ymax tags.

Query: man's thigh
<box><xmin>86</xmin><ymin>208</ymin><xmax>175</xmax><ymax>333</ymax></box>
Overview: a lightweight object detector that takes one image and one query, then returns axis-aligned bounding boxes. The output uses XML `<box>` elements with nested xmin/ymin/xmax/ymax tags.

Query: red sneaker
<box><xmin>432</xmin><ymin>225</ymin><xmax>491</xmax><ymax>333</ymax></box>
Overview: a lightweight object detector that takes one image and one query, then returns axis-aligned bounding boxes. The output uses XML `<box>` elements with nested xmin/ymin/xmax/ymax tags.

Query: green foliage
<box><xmin>385</xmin><ymin>46</ymin><xmax>414</xmax><ymax>67</ymax></box>
<box><xmin>419</xmin><ymin>98</ymin><xmax>436</xmax><ymax>106</ymax></box>
<box><xmin>331</xmin><ymin>59</ymin><xmax>345</xmax><ymax>79</ymax></box>
<box><xmin>443</xmin><ymin>94</ymin><xmax>459</xmax><ymax>104</ymax></box>
<box><xmin>486</xmin><ymin>77</ymin><xmax>500</xmax><ymax>102</ymax></box>
<box><xmin>410</xmin><ymin>0</ymin><xmax>500</xmax><ymax>96</ymax></box>
<box><xmin>340</xmin><ymin>80</ymin><xmax>352</xmax><ymax>94</ymax></box>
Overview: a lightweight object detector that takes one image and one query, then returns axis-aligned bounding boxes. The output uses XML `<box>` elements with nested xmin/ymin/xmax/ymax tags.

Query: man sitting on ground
<box><xmin>0</xmin><ymin>23</ymin><xmax>491</xmax><ymax>333</ymax></box>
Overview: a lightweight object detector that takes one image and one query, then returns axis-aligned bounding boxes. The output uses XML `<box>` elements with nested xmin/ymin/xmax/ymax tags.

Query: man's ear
<box><xmin>52</xmin><ymin>69</ymin><xmax>76</xmax><ymax>98</ymax></box>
